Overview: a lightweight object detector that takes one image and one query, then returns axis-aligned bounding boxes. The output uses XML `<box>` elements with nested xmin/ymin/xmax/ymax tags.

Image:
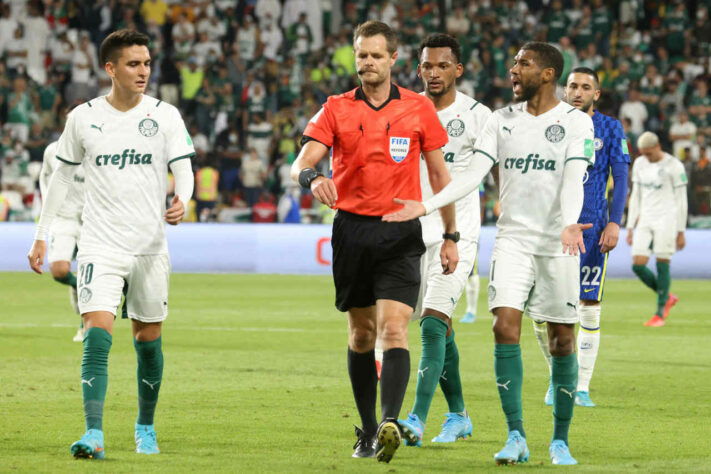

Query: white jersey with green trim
<box><xmin>632</xmin><ymin>152</ymin><xmax>687</xmax><ymax>228</ymax></box>
<box><xmin>474</xmin><ymin>101</ymin><xmax>595</xmax><ymax>256</ymax></box>
<box><xmin>55</xmin><ymin>95</ymin><xmax>195</xmax><ymax>256</ymax></box>
<box><xmin>419</xmin><ymin>91</ymin><xmax>492</xmax><ymax>245</ymax></box>
<box><xmin>40</xmin><ymin>141</ymin><xmax>85</xmax><ymax>221</ymax></box>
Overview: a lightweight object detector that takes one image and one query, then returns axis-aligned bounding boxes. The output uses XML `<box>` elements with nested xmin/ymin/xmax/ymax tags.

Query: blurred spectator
<box><xmin>24</xmin><ymin>3</ymin><xmax>50</xmax><ymax>85</ymax></box>
<box><xmin>140</xmin><ymin>0</ymin><xmax>169</xmax><ymax>27</ymax></box>
<box><xmin>260</xmin><ymin>20</ymin><xmax>283</xmax><ymax>61</ymax></box>
<box><xmin>192</xmin><ymin>31</ymin><xmax>222</xmax><ymax>65</ymax></box>
<box><xmin>194</xmin><ymin>78</ymin><xmax>216</xmax><ymax>137</ymax></box>
<box><xmin>688</xmin><ymin>79</ymin><xmax>711</xmax><ymax>136</ymax></box>
<box><xmin>255</xmin><ymin>0</ymin><xmax>281</xmax><ymax>28</ymax></box>
<box><xmin>35</xmin><ymin>74</ymin><xmax>62</xmax><ymax>130</ymax></box>
<box><xmin>5</xmin><ymin>76</ymin><xmax>34</xmax><ymax>142</ymax></box>
<box><xmin>287</xmin><ymin>13</ymin><xmax>313</xmax><ymax>63</ymax></box>
<box><xmin>5</xmin><ymin>24</ymin><xmax>29</xmax><ymax>77</ymax></box>
<box><xmin>691</xmin><ymin>149</ymin><xmax>711</xmax><ymax>215</ymax></box>
<box><xmin>620</xmin><ymin>89</ymin><xmax>648</xmax><ymax>136</ymax></box>
<box><xmin>669</xmin><ymin>112</ymin><xmax>697</xmax><ymax>158</ymax></box>
<box><xmin>277</xmin><ymin>185</ymin><xmax>302</xmax><ymax>223</ymax></box>
<box><xmin>194</xmin><ymin>158</ymin><xmax>220</xmax><ymax>221</ymax></box>
<box><xmin>639</xmin><ymin>64</ymin><xmax>662</xmax><ymax>131</ymax></box>
<box><xmin>48</xmin><ymin>31</ymin><xmax>75</xmax><ymax>74</ymax></box>
<box><xmin>25</xmin><ymin>123</ymin><xmax>50</xmax><ymax>163</ymax></box>
<box><xmin>1</xmin><ymin>140</ymin><xmax>31</xmax><ymax>194</ymax></box>
<box><xmin>247</xmin><ymin>113</ymin><xmax>273</xmax><ymax>166</ymax></box>
<box><xmin>67</xmin><ymin>33</ymin><xmax>99</xmax><ymax>106</ymax></box>
<box><xmin>251</xmin><ymin>191</ymin><xmax>277</xmax><ymax>222</ymax></box>
<box><xmin>236</xmin><ymin>15</ymin><xmax>258</xmax><ymax>65</ymax></box>
<box><xmin>179</xmin><ymin>57</ymin><xmax>204</xmax><ymax>116</ymax></box>
<box><xmin>241</xmin><ymin>148</ymin><xmax>267</xmax><ymax>208</ymax></box>
<box><xmin>172</xmin><ymin>11</ymin><xmax>196</xmax><ymax>59</ymax></box>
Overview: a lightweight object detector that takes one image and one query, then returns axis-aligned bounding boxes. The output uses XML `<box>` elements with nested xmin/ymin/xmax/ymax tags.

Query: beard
<box><xmin>427</xmin><ymin>81</ymin><xmax>452</xmax><ymax>97</ymax></box>
<box><xmin>514</xmin><ymin>78</ymin><xmax>541</xmax><ymax>103</ymax></box>
<box><xmin>358</xmin><ymin>69</ymin><xmax>386</xmax><ymax>87</ymax></box>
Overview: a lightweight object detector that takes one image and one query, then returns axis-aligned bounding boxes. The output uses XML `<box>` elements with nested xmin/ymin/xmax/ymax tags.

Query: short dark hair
<box><xmin>521</xmin><ymin>41</ymin><xmax>564</xmax><ymax>81</ymax></box>
<box><xmin>353</xmin><ymin>21</ymin><xmax>398</xmax><ymax>54</ymax></box>
<box><xmin>418</xmin><ymin>33</ymin><xmax>462</xmax><ymax>64</ymax></box>
<box><xmin>99</xmin><ymin>29</ymin><xmax>150</xmax><ymax>66</ymax></box>
<box><xmin>570</xmin><ymin>66</ymin><xmax>599</xmax><ymax>88</ymax></box>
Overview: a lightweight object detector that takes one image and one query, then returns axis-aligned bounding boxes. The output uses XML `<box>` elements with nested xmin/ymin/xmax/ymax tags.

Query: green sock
<box><xmin>81</xmin><ymin>327</ymin><xmax>112</xmax><ymax>431</ymax></box>
<box><xmin>632</xmin><ymin>264</ymin><xmax>657</xmax><ymax>292</ymax></box>
<box><xmin>552</xmin><ymin>353</ymin><xmax>578</xmax><ymax>445</ymax></box>
<box><xmin>411</xmin><ymin>316</ymin><xmax>447</xmax><ymax>423</ymax></box>
<box><xmin>135</xmin><ymin>337</ymin><xmax>164</xmax><ymax>426</ymax></box>
<box><xmin>494</xmin><ymin>343</ymin><xmax>525</xmax><ymax>437</ymax></box>
<box><xmin>54</xmin><ymin>271</ymin><xmax>77</xmax><ymax>288</ymax></box>
<box><xmin>439</xmin><ymin>329</ymin><xmax>465</xmax><ymax>414</ymax></box>
<box><xmin>656</xmin><ymin>261</ymin><xmax>671</xmax><ymax>316</ymax></box>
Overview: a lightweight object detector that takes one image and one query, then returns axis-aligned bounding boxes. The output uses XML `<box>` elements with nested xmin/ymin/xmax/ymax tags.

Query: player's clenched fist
<box><xmin>311</xmin><ymin>176</ymin><xmax>338</xmax><ymax>208</ymax></box>
<box><xmin>165</xmin><ymin>195</ymin><xmax>185</xmax><ymax>225</ymax></box>
<box><xmin>27</xmin><ymin>240</ymin><xmax>47</xmax><ymax>274</ymax></box>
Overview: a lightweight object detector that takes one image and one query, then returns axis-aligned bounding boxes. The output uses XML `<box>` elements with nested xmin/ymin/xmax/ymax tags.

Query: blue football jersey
<box><xmin>579</xmin><ymin>111</ymin><xmax>631</xmax><ymax>229</ymax></box>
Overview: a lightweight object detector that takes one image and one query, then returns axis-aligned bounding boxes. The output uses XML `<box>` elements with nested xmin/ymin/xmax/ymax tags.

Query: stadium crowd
<box><xmin>1</xmin><ymin>0</ymin><xmax>711</xmax><ymax>223</ymax></box>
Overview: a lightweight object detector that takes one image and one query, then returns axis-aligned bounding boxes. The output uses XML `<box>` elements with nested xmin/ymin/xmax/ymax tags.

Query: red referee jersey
<box><xmin>303</xmin><ymin>84</ymin><xmax>448</xmax><ymax>216</ymax></box>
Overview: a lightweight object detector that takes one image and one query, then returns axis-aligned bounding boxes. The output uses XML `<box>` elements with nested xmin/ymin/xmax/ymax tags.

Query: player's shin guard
<box><xmin>135</xmin><ymin>336</ymin><xmax>164</xmax><ymax>426</ymax></box>
<box><xmin>494</xmin><ymin>344</ymin><xmax>525</xmax><ymax>437</ymax></box>
<box><xmin>577</xmin><ymin>305</ymin><xmax>601</xmax><ymax>392</ymax></box>
<box><xmin>465</xmin><ymin>273</ymin><xmax>480</xmax><ymax>315</ymax></box>
<box><xmin>347</xmin><ymin>348</ymin><xmax>378</xmax><ymax>436</ymax></box>
<box><xmin>552</xmin><ymin>354</ymin><xmax>577</xmax><ymax>445</ymax></box>
<box><xmin>81</xmin><ymin>327</ymin><xmax>112</xmax><ymax>430</ymax></box>
<box><xmin>439</xmin><ymin>329</ymin><xmax>465</xmax><ymax>414</ymax></box>
<box><xmin>532</xmin><ymin>320</ymin><xmax>552</xmax><ymax>374</ymax></box>
<box><xmin>632</xmin><ymin>264</ymin><xmax>658</xmax><ymax>292</ymax></box>
<box><xmin>411</xmin><ymin>317</ymin><xmax>447</xmax><ymax>423</ymax></box>
<box><xmin>380</xmin><ymin>348</ymin><xmax>410</xmax><ymax>420</ymax></box>
<box><xmin>655</xmin><ymin>261</ymin><xmax>671</xmax><ymax>316</ymax></box>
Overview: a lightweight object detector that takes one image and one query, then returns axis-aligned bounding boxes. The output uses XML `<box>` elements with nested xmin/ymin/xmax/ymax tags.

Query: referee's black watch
<box><xmin>443</xmin><ymin>232</ymin><xmax>460</xmax><ymax>243</ymax></box>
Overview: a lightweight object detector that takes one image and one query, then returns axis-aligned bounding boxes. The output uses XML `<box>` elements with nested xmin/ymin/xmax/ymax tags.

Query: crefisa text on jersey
<box><xmin>95</xmin><ymin>149</ymin><xmax>153</xmax><ymax>169</ymax></box>
<box><xmin>503</xmin><ymin>153</ymin><xmax>556</xmax><ymax>173</ymax></box>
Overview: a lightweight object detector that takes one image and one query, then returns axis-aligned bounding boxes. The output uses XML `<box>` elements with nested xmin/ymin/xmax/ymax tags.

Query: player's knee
<box><xmin>379</xmin><ymin>318</ymin><xmax>407</xmax><ymax>346</ymax></box>
<box><xmin>549</xmin><ymin>333</ymin><xmax>575</xmax><ymax>356</ymax></box>
<box><xmin>349</xmin><ymin>326</ymin><xmax>376</xmax><ymax>351</ymax></box>
<box><xmin>492</xmin><ymin>318</ymin><xmax>519</xmax><ymax>344</ymax></box>
<box><xmin>49</xmin><ymin>261</ymin><xmax>70</xmax><ymax>279</ymax></box>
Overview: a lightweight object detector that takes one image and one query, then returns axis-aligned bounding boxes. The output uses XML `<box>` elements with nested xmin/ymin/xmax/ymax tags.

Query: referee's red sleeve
<box><xmin>419</xmin><ymin>98</ymin><xmax>449</xmax><ymax>152</ymax></box>
<box><xmin>303</xmin><ymin>103</ymin><xmax>335</xmax><ymax>148</ymax></box>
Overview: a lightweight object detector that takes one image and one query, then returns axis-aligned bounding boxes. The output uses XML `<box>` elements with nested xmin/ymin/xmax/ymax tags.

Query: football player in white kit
<box><xmin>393</xmin><ymin>33</ymin><xmax>492</xmax><ymax>448</ymax></box>
<box><xmin>39</xmin><ymin>140</ymin><xmax>86</xmax><ymax>341</ymax></box>
<box><xmin>626</xmin><ymin>131</ymin><xmax>687</xmax><ymax>327</ymax></box>
<box><xmin>384</xmin><ymin>42</ymin><xmax>594</xmax><ymax>466</ymax></box>
<box><xmin>28</xmin><ymin>30</ymin><xmax>195</xmax><ymax>460</ymax></box>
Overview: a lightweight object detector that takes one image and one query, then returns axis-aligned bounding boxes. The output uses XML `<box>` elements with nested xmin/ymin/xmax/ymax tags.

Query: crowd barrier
<box><xmin>1</xmin><ymin>223</ymin><xmax>710</xmax><ymax>278</ymax></box>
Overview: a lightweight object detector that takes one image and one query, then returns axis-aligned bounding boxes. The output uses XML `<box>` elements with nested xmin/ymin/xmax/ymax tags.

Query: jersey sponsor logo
<box><xmin>185</xmin><ymin>129</ymin><xmax>193</xmax><ymax>146</ymax></box>
<box><xmin>91</xmin><ymin>123</ymin><xmax>104</xmax><ymax>133</ymax></box>
<box><xmin>94</xmin><ymin>149</ymin><xmax>153</xmax><ymax>169</ymax></box>
<box><xmin>389</xmin><ymin>136</ymin><xmax>410</xmax><ymax>163</ymax></box>
<box><xmin>584</xmin><ymin>139</ymin><xmax>595</xmax><ymax>158</ymax></box>
<box><xmin>74</xmin><ymin>175</ymin><xmax>84</xmax><ymax>183</ymax></box>
<box><xmin>621</xmin><ymin>139</ymin><xmax>629</xmax><ymax>155</ymax></box>
<box><xmin>138</xmin><ymin>118</ymin><xmax>159</xmax><ymax>137</ymax></box>
<box><xmin>444</xmin><ymin>152</ymin><xmax>455</xmax><ymax>163</ymax></box>
<box><xmin>503</xmin><ymin>153</ymin><xmax>556</xmax><ymax>173</ymax></box>
<box><xmin>446</xmin><ymin>118</ymin><xmax>465</xmax><ymax>137</ymax></box>
<box><xmin>594</xmin><ymin>137</ymin><xmax>603</xmax><ymax>150</ymax></box>
<box><xmin>80</xmin><ymin>287</ymin><xmax>92</xmax><ymax>303</ymax></box>
<box><xmin>545</xmin><ymin>124</ymin><xmax>565</xmax><ymax>143</ymax></box>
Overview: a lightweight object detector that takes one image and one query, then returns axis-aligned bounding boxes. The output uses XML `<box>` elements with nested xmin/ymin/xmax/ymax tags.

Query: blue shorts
<box><xmin>579</xmin><ymin>228</ymin><xmax>609</xmax><ymax>301</ymax></box>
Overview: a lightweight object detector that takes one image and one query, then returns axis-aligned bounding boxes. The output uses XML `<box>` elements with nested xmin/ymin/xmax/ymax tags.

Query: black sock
<box><xmin>380</xmin><ymin>348</ymin><xmax>410</xmax><ymax>420</ymax></box>
<box><xmin>347</xmin><ymin>348</ymin><xmax>378</xmax><ymax>436</ymax></box>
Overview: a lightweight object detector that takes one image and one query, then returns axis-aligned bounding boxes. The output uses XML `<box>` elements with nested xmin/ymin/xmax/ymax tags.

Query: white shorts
<box><xmin>632</xmin><ymin>226</ymin><xmax>675</xmax><ymax>260</ymax></box>
<box><xmin>77</xmin><ymin>253</ymin><xmax>171</xmax><ymax>323</ymax></box>
<box><xmin>412</xmin><ymin>238</ymin><xmax>478</xmax><ymax>320</ymax></box>
<box><xmin>487</xmin><ymin>246</ymin><xmax>579</xmax><ymax>324</ymax></box>
<box><xmin>47</xmin><ymin>217</ymin><xmax>80</xmax><ymax>263</ymax></box>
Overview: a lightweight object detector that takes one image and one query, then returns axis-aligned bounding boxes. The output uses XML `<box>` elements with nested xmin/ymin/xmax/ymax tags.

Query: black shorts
<box><xmin>331</xmin><ymin>210</ymin><xmax>425</xmax><ymax>312</ymax></box>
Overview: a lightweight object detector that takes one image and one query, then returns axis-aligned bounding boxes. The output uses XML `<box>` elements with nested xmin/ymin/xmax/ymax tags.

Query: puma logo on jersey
<box><xmin>503</xmin><ymin>154</ymin><xmax>556</xmax><ymax>173</ymax></box>
<box><xmin>142</xmin><ymin>378</ymin><xmax>159</xmax><ymax>390</ymax></box>
<box><xmin>560</xmin><ymin>387</ymin><xmax>575</xmax><ymax>398</ymax></box>
<box><xmin>81</xmin><ymin>377</ymin><xmax>95</xmax><ymax>387</ymax></box>
<box><xmin>95</xmin><ymin>149</ymin><xmax>153</xmax><ymax>169</ymax></box>
<box><xmin>91</xmin><ymin>123</ymin><xmax>104</xmax><ymax>133</ymax></box>
<box><xmin>503</xmin><ymin>125</ymin><xmax>515</xmax><ymax>135</ymax></box>
<box><xmin>497</xmin><ymin>380</ymin><xmax>511</xmax><ymax>391</ymax></box>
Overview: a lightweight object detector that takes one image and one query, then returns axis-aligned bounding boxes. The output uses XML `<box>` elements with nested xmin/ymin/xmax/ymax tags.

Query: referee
<box><xmin>291</xmin><ymin>21</ymin><xmax>458</xmax><ymax>463</ymax></box>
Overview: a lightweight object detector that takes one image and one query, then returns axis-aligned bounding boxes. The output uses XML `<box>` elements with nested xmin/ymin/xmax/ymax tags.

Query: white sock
<box><xmin>577</xmin><ymin>304</ymin><xmax>601</xmax><ymax>392</ymax></box>
<box><xmin>532</xmin><ymin>319</ymin><xmax>552</xmax><ymax>375</ymax></box>
<box><xmin>465</xmin><ymin>273</ymin><xmax>479</xmax><ymax>315</ymax></box>
<box><xmin>374</xmin><ymin>337</ymin><xmax>384</xmax><ymax>366</ymax></box>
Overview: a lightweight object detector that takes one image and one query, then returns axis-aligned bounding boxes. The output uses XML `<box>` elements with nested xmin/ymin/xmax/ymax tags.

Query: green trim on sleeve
<box><xmin>168</xmin><ymin>153</ymin><xmax>195</xmax><ymax>165</ymax></box>
<box><xmin>474</xmin><ymin>149</ymin><xmax>497</xmax><ymax>164</ymax></box>
<box><xmin>156</xmin><ymin>100</ymin><xmax>162</xmax><ymax>107</ymax></box>
<box><xmin>56</xmin><ymin>156</ymin><xmax>81</xmax><ymax>165</ymax></box>
<box><xmin>567</xmin><ymin>107</ymin><xmax>576</xmax><ymax>113</ymax></box>
<box><xmin>565</xmin><ymin>156</ymin><xmax>593</xmax><ymax>165</ymax></box>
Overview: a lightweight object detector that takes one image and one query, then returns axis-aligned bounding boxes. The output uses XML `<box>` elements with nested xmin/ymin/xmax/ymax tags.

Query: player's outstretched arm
<box><xmin>291</xmin><ymin>140</ymin><xmax>336</xmax><ymax>207</ymax></box>
<box><xmin>599</xmin><ymin>161</ymin><xmax>630</xmax><ymax>253</ymax></box>
<box><xmin>560</xmin><ymin>159</ymin><xmax>590</xmax><ymax>255</ymax></box>
<box><xmin>166</xmin><ymin>159</ymin><xmax>194</xmax><ymax>225</ymax></box>
<box><xmin>382</xmin><ymin>152</ymin><xmax>493</xmax><ymax>222</ymax></box>
<box><xmin>28</xmin><ymin>163</ymin><xmax>75</xmax><ymax>273</ymax></box>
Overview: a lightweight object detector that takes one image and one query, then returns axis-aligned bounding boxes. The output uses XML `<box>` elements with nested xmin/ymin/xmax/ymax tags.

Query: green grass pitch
<box><xmin>1</xmin><ymin>272</ymin><xmax>709</xmax><ymax>472</ymax></box>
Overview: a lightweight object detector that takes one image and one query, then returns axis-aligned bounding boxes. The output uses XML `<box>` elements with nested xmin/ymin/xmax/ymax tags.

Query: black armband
<box><xmin>298</xmin><ymin>168</ymin><xmax>324</xmax><ymax>189</ymax></box>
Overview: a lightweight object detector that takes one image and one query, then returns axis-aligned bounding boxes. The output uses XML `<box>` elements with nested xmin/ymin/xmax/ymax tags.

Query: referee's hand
<box><xmin>311</xmin><ymin>177</ymin><xmax>337</xmax><ymax>207</ymax></box>
<box><xmin>381</xmin><ymin>198</ymin><xmax>426</xmax><ymax>222</ymax></box>
<box><xmin>440</xmin><ymin>239</ymin><xmax>458</xmax><ymax>275</ymax></box>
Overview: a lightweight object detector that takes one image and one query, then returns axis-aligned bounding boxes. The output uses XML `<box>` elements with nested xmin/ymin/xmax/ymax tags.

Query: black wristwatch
<box><xmin>443</xmin><ymin>231</ymin><xmax>460</xmax><ymax>243</ymax></box>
